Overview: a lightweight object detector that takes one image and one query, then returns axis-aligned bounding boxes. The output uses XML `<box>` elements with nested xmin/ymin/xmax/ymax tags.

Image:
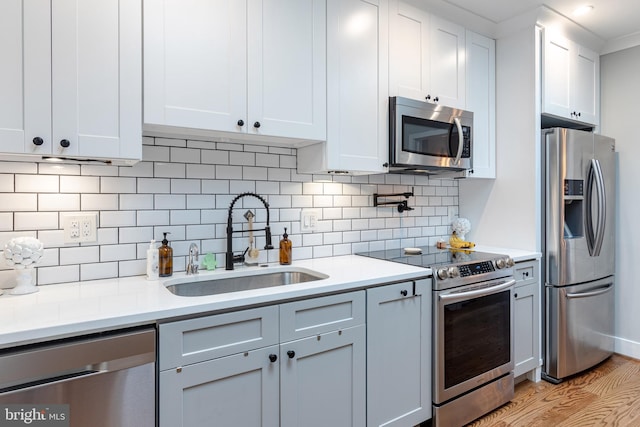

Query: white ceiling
<box><xmin>442</xmin><ymin>0</ymin><xmax>640</xmax><ymax>42</ymax></box>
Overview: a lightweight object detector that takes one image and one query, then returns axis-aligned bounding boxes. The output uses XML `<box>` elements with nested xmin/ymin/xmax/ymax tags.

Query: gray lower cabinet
<box><xmin>158</xmin><ymin>291</ymin><xmax>366</xmax><ymax>427</ymax></box>
<box><xmin>513</xmin><ymin>259</ymin><xmax>541</xmax><ymax>379</ymax></box>
<box><xmin>366</xmin><ymin>279</ymin><xmax>432</xmax><ymax>426</ymax></box>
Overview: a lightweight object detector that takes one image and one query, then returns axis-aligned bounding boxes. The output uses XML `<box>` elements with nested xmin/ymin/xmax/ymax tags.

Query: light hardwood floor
<box><xmin>468</xmin><ymin>354</ymin><xmax>640</xmax><ymax>426</ymax></box>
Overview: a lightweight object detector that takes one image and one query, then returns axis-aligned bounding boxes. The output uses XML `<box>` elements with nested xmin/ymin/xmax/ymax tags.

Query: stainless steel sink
<box><xmin>164</xmin><ymin>268</ymin><xmax>328</xmax><ymax>297</ymax></box>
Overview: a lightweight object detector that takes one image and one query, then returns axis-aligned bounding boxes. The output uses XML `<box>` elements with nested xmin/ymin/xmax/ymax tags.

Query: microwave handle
<box><xmin>453</xmin><ymin>117</ymin><xmax>463</xmax><ymax>166</ymax></box>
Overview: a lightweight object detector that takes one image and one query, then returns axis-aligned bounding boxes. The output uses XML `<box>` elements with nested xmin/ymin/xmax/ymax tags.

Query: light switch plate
<box><xmin>62</xmin><ymin>213</ymin><xmax>98</xmax><ymax>244</ymax></box>
<box><xmin>300</xmin><ymin>209</ymin><xmax>319</xmax><ymax>232</ymax></box>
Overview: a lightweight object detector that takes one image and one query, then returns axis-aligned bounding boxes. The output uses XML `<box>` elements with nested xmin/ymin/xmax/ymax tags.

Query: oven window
<box><xmin>402</xmin><ymin>116</ymin><xmax>470</xmax><ymax>158</ymax></box>
<box><xmin>443</xmin><ymin>291</ymin><xmax>510</xmax><ymax>389</ymax></box>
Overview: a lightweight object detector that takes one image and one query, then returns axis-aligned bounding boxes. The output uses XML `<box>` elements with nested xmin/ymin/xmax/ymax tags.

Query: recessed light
<box><xmin>573</xmin><ymin>5</ymin><xmax>594</xmax><ymax>16</ymax></box>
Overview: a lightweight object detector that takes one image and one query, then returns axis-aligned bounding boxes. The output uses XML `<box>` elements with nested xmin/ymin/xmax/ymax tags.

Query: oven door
<box><xmin>433</xmin><ymin>278</ymin><xmax>515</xmax><ymax>404</ymax></box>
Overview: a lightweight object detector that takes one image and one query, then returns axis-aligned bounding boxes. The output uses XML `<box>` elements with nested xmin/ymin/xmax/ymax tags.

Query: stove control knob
<box><xmin>507</xmin><ymin>257</ymin><xmax>515</xmax><ymax>267</ymax></box>
<box><xmin>448</xmin><ymin>267</ymin><xmax>459</xmax><ymax>278</ymax></box>
<box><xmin>437</xmin><ymin>268</ymin><xmax>449</xmax><ymax>280</ymax></box>
<box><xmin>496</xmin><ymin>258</ymin><xmax>506</xmax><ymax>269</ymax></box>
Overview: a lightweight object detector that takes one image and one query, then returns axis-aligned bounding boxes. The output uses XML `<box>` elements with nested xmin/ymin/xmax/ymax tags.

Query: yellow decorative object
<box><xmin>449</xmin><ymin>231</ymin><xmax>475</xmax><ymax>249</ymax></box>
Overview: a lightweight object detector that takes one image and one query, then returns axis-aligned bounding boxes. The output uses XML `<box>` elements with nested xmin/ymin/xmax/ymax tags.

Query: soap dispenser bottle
<box><xmin>279</xmin><ymin>228</ymin><xmax>292</xmax><ymax>265</ymax></box>
<box><xmin>158</xmin><ymin>232</ymin><xmax>173</xmax><ymax>277</ymax></box>
<box><xmin>146</xmin><ymin>239</ymin><xmax>159</xmax><ymax>280</ymax></box>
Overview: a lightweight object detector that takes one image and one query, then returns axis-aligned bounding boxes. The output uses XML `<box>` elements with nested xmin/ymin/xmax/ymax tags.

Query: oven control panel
<box><xmin>458</xmin><ymin>261</ymin><xmax>495</xmax><ymax>277</ymax></box>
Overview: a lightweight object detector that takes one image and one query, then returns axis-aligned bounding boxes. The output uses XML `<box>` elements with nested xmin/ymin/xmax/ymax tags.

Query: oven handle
<box><xmin>453</xmin><ymin>117</ymin><xmax>463</xmax><ymax>166</ymax></box>
<box><xmin>438</xmin><ymin>279</ymin><xmax>515</xmax><ymax>303</ymax></box>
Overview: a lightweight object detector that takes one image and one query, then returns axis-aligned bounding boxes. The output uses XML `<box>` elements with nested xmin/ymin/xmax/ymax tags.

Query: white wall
<box><xmin>459</xmin><ymin>26</ymin><xmax>541</xmax><ymax>251</ymax></box>
<box><xmin>601</xmin><ymin>46</ymin><xmax>640</xmax><ymax>358</ymax></box>
<box><xmin>0</xmin><ymin>137</ymin><xmax>457</xmax><ymax>287</ymax></box>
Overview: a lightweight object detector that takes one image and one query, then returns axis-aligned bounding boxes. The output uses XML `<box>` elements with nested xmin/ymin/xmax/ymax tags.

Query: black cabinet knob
<box><xmin>287</xmin><ymin>350</ymin><xmax>295</xmax><ymax>359</ymax></box>
<box><xmin>577</xmin><ymin>112</ymin><xmax>581</xmax><ymax>117</ymax></box>
<box><xmin>434</xmin><ymin>96</ymin><xmax>439</xmax><ymax>102</ymax></box>
<box><xmin>253</xmin><ymin>121</ymin><xmax>261</xmax><ymax>129</ymax></box>
<box><xmin>514</xmin><ymin>293</ymin><xmax>518</xmax><ymax>299</ymax></box>
<box><xmin>237</xmin><ymin>119</ymin><xmax>245</xmax><ymax>127</ymax></box>
<box><xmin>269</xmin><ymin>354</ymin><xmax>277</xmax><ymax>363</ymax></box>
<box><xmin>32</xmin><ymin>137</ymin><xmax>44</xmax><ymax>146</ymax></box>
<box><xmin>60</xmin><ymin>139</ymin><xmax>70</xmax><ymax>148</ymax></box>
<box><xmin>426</xmin><ymin>95</ymin><xmax>431</xmax><ymax>101</ymax></box>
<box><xmin>400</xmin><ymin>290</ymin><xmax>408</xmax><ymax>296</ymax></box>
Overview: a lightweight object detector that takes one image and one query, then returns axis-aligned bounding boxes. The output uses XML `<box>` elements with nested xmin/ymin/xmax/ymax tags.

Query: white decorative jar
<box><xmin>3</xmin><ymin>237</ymin><xmax>44</xmax><ymax>295</ymax></box>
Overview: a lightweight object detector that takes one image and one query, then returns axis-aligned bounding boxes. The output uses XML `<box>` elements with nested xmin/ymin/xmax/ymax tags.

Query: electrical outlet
<box><xmin>63</xmin><ymin>213</ymin><xmax>98</xmax><ymax>243</ymax></box>
<box><xmin>300</xmin><ymin>209</ymin><xmax>319</xmax><ymax>232</ymax></box>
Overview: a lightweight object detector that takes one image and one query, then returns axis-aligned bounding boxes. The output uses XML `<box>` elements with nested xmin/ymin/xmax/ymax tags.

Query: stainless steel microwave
<box><xmin>389</xmin><ymin>96</ymin><xmax>473</xmax><ymax>176</ymax></box>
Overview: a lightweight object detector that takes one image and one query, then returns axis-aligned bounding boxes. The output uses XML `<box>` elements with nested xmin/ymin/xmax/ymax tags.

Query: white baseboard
<box><xmin>614</xmin><ymin>336</ymin><xmax>640</xmax><ymax>359</ymax></box>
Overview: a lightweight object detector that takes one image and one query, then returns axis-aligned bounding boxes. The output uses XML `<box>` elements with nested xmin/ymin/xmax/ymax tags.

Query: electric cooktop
<box><xmin>356</xmin><ymin>246</ymin><xmax>504</xmax><ymax>269</ymax></box>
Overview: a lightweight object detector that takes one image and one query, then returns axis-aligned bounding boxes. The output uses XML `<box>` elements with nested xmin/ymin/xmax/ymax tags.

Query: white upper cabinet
<box><xmin>144</xmin><ymin>0</ymin><xmax>326</xmax><ymax>143</ymax></box>
<box><xmin>542</xmin><ymin>31</ymin><xmax>600</xmax><ymax>126</ymax></box>
<box><xmin>465</xmin><ymin>30</ymin><xmax>496</xmax><ymax>179</ymax></box>
<box><xmin>429</xmin><ymin>15</ymin><xmax>466</xmax><ymax>108</ymax></box>
<box><xmin>0</xmin><ymin>0</ymin><xmax>142</xmax><ymax>164</ymax></box>
<box><xmin>389</xmin><ymin>1</ymin><xmax>466</xmax><ymax>109</ymax></box>
<box><xmin>297</xmin><ymin>0</ymin><xmax>389</xmax><ymax>174</ymax></box>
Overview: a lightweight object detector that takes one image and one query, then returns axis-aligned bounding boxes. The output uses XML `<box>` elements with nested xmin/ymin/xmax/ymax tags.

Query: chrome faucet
<box><xmin>226</xmin><ymin>192</ymin><xmax>273</xmax><ymax>270</ymax></box>
<box><xmin>186</xmin><ymin>243</ymin><xmax>199</xmax><ymax>275</ymax></box>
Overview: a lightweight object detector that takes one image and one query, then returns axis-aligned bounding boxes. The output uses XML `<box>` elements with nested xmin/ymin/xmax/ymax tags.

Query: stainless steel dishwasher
<box><xmin>0</xmin><ymin>326</ymin><xmax>156</xmax><ymax>427</ymax></box>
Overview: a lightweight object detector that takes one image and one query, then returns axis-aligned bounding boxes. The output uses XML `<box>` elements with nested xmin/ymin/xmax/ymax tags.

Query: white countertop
<box><xmin>0</xmin><ymin>255</ymin><xmax>430</xmax><ymax>349</ymax></box>
<box><xmin>0</xmin><ymin>246</ymin><xmax>540</xmax><ymax>349</ymax></box>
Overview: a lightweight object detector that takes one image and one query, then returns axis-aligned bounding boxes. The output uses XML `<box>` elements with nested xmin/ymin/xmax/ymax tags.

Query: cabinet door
<box><xmin>52</xmin><ymin>0</ymin><xmax>141</xmax><ymax>161</ymax></box>
<box><xmin>248</xmin><ymin>0</ymin><xmax>326</xmax><ymax>141</ymax></box>
<box><xmin>514</xmin><ymin>282</ymin><xmax>540</xmax><ymax>378</ymax></box>
<box><xmin>429</xmin><ymin>15</ymin><xmax>465</xmax><ymax>108</ymax></box>
<box><xmin>571</xmin><ymin>44</ymin><xmax>599</xmax><ymax>125</ymax></box>
<box><xmin>144</xmin><ymin>0</ymin><xmax>247</xmax><ymax>133</ymax></box>
<box><xmin>325</xmin><ymin>0</ymin><xmax>388</xmax><ymax>173</ymax></box>
<box><xmin>542</xmin><ymin>33</ymin><xmax>571</xmax><ymax>119</ymax></box>
<box><xmin>366</xmin><ymin>280</ymin><xmax>431</xmax><ymax>427</ymax></box>
<box><xmin>0</xmin><ymin>0</ymin><xmax>51</xmax><ymax>155</ymax></box>
<box><xmin>159</xmin><ymin>345</ymin><xmax>279</xmax><ymax>427</ymax></box>
<box><xmin>280</xmin><ymin>325</ymin><xmax>366</xmax><ymax>427</ymax></box>
<box><xmin>465</xmin><ymin>30</ymin><xmax>496</xmax><ymax>179</ymax></box>
<box><xmin>388</xmin><ymin>0</ymin><xmax>430</xmax><ymax>101</ymax></box>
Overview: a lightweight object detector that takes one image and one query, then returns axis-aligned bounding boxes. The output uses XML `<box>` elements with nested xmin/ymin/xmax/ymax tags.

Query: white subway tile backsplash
<box><xmin>0</xmin><ymin>137</ymin><xmax>455</xmax><ymax>286</ymax></box>
<box><xmin>137</xmin><ymin>178</ymin><xmax>169</xmax><ymax>194</ymax></box>
<box><xmin>101</xmin><ymin>177</ymin><xmax>136</xmax><ymax>194</ymax></box>
<box><xmin>14</xmin><ymin>212</ymin><xmax>58</xmax><ymax>230</ymax></box>
<box><xmin>60</xmin><ymin>246</ymin><xmax>99</xmax><ymax>265</ymax></box>
<box><xmin>60</xmin><ymin>176</ymin><xmax>99</xmax><ymax>193</ymax></box>
<box><xmin>39</xmin><ymin>194</ymin><xmax>80</xmax><ymax>211</ymax></box>
<box><xmin>38</xmin><ymin>265</ymin><xmax>79</xmax><ymax>285</ymax></box>
<box><xmin>101</xmin><ymin>244</ymin><xmax>137</xmax><ymax>262</ymax></box>
<box><xmin>155</xmin><ymin>162</ymin><xmax>186</xmax><ymax>178</ymax></box>
<box><xmin>15</xmin><ymin>175</ymin><xmax>59</xmax><ymax>193</ymax></box>
<box><xmin>171</xmin><ymin>179</ymin><xmax>201</xmax><ymax>194</ymax></box>
<box><xmin>0</xmin><ymin>175</ymin><xmax>13</xmax><ymax>192</ymax></box>
<box><xmin>137</xmin><ymin>210</ymin><xmax>170</xmax><ymax>226</ymax></box>
<box><xmin>0</xmin><ymin>213</ymin><xmax>12</xmax><ymax>231</ymax></box>
<box><xmin>81</xmin><ymin>262</ymin><xmax>118</xmax><ymax>281</ymax></box>
<box><xmin>171</xmin><ymin>147</ymin><xmax>201</xmax><ymax>163</ymax></box>
<box><xmin>155</xmin><ymin>194</ymin><xmax>186</xmax><ymax>210</ymax></box>
<box><xmin>101</xmin><ymin>211</ymin><xmax>136</xmax><ymax>227</ymax></box>
<box><xmin>0</xmin><ymin>194</ymin><xmax>37</xmax><ymax>212</ymax></box>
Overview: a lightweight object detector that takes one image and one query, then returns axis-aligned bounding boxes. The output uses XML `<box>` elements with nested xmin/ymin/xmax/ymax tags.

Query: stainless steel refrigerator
<box><xmin>542</xmin><ymin>127</ymin><xmax>616</xmax><ymax>383</ymax></box>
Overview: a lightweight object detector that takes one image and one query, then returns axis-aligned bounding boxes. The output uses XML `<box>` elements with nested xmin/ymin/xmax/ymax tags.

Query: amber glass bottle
<box><xmin>279</xmin><ymin>228</ymin><xmax>292</xmax><ymax>265</ymax></box>
<box><xmin>158</xmin><ymin>232</ymin><xmax>173</xmax><ymax>277</ymax></box>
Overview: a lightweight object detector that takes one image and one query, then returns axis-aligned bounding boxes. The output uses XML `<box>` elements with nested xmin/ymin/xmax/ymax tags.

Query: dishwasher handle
<box><xmin>0</xmin><ymin>327</ymin><xmax>156</xmax><ymax>393</ymax></box>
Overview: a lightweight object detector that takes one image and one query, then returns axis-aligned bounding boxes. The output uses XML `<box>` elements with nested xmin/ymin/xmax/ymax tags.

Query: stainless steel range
<box><xmin>358</xmin><ymin>246</ymin><xmax>516</xmax><ymax>427</ymax></box>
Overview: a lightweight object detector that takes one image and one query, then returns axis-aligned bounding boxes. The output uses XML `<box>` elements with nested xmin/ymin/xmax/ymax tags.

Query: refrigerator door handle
<box><xmin>565</xmin><ymin>284</ymin><xmax>613</xmax><ymax>299</ymax></box>
<box><xmin>585</xmin><ymin>159</ymin><xmax>597</xmax><ymax>256</ymax></box>
<box><xmin>593</xmin><ymin>159</ymin><xmax>607</xmax><ymax>256</ymax></box>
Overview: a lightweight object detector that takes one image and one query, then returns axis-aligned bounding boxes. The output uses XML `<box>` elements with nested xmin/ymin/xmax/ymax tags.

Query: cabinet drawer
<box><xmin>159</xmin><ymin>306</ymin><xmax>279</xmax><ymax>371</ymax></box>
<box><xmin>280</xmin><ymin>291</ymin><xmax>365</xmax><ymax>342</ymax></box>
<box><xmin>515</xmin><ymin>260</ymin><xmax>539</xmax><ymax>288</ymax></box>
